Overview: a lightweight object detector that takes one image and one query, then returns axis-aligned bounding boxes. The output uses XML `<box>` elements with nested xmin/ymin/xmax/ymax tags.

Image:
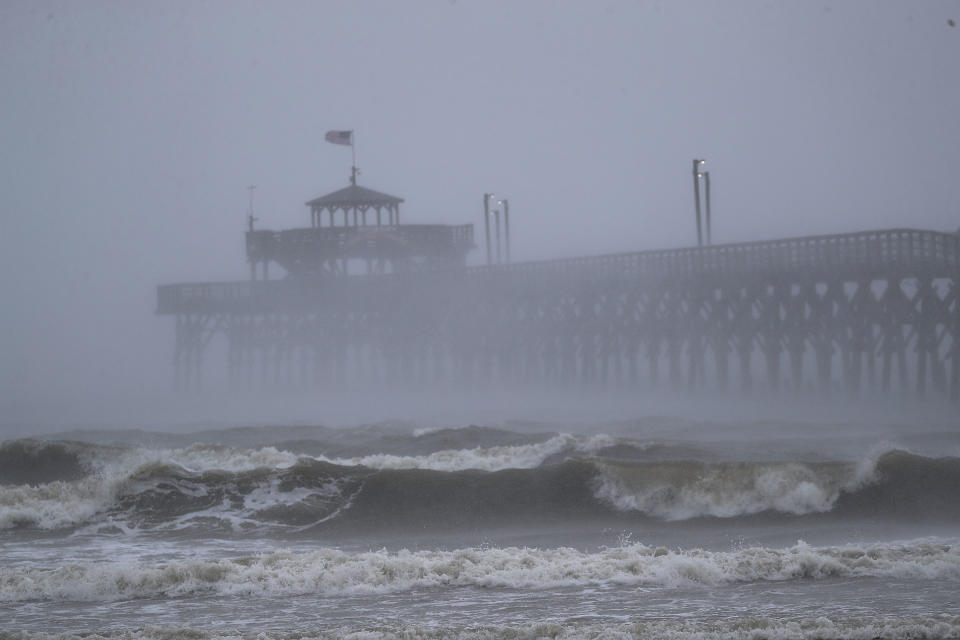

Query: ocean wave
<box><xmin>0</xmin><ymin>476</ymin><xmax>118</xmax><ymax>531</ymax></box>
<box><xmin>592</xmin><ymin>459</ymin><xmax>867</xmax><ymax>519</ymax></box>
<box><xmin>0</xmin><ymin>434</ymin><xmax>610</xmax><ymax>531</ymax></box>
<box><xmin>5</xmin><ymin>617</ymin><xmax>960</xmax><ymax>640</ymax></box>
<box><xmin>0</xmin><ymin>442</ymin><xmax>317</xmax><ymax>531</ymax></box>
<box><xmin>594</xmin><ymin>449</ymin><xmax>960</xmax><ymax>520</ymax></box>
<box><xmin>3</xmin><ymin>439</ymin><xmax>959</xmax><ymax>532</ymax></box>
<box><xmin>1</xmin><ymin>540</ymin><xmax>957</xmax><ymax>603</ymax></box>
<box><xmin>113</xmin><ymin>459</ymin><xmax>362</xmax><ymax>531</ymax></box>
<box><xmin>314</xmin><ymin>433</ymin><xmax>615</xmax><ymax>472</ymax></box>
<box><xmin>0</xmin><ymin>433</ymin><xmax>604</xmax><ymax>483</ymax></box>
<box><xmin>0</xmin><ymin>440</ymin><xmax>103</xmax><ymax>485</ymax></box>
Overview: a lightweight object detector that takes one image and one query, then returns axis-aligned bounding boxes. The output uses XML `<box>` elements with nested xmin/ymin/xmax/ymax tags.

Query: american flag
<box><xmin>325</xmin><ymin>130</ymin><xmax>353</xmax><ymax>145</ymax></box>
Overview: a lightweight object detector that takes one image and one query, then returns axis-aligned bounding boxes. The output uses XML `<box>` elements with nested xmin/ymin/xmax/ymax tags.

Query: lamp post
<box><xmin>703</xmin><ymin>171</ymin><xmax>711</xmax><ymax>245</ymax></box>
<box><xmin>493</xmin><ymin>207</ymin><xmax>502</xmax><ymax>264</ymax></box>
<box><xmin>483</xmin><ymin>193</ymin><xmax>494</xmax><ymax>265</ymax></box>
<box><xmin>692</xmin><ymin>159</ymin><xmax>705</xmax><ymax>247</ymax></box>
<box><xmin>247</xmin><ymin>185</ymin><xmax>258</xmax><ymax>281</ymax></box>
<box><xmin>501</xmin><ymin>199</ymin><xmax>511</xmax><ymax>263</ymax></box>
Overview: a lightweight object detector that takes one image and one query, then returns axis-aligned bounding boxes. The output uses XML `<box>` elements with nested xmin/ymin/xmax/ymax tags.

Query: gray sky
<box><xmin>1</xmin><ymin>1</ymin><xmax>958</xmax><ymax>421</ymax></box>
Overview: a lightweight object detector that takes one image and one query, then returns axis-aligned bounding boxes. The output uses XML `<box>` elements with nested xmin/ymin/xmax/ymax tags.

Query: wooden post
<box><xmin>739</xmin><ymin>343</ymin><xmax>753</xmax><ymax>392</ymax></box>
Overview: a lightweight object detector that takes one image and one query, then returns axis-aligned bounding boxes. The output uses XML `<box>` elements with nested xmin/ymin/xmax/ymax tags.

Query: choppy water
<box><xmin>2</xmin><ymin>417</ymin><xmax>959</xmax><ymax>639</ymax></box>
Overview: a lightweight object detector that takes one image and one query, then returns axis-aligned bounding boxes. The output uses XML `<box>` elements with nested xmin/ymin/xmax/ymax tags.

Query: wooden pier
<box><xmin>158</xmin><ymin>220</ymin><xmax>960</xmax><ymax>400</ymax></box>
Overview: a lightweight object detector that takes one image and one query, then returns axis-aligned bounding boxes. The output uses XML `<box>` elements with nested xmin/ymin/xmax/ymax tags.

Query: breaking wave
<box><xmin>592</xmin><ymin>459</ymin><xmax>866</xmax><ymax>519</ymax></box>
<box><xmin>4</xmin><ymin>616</ymin><xmax>960</xmax><ymax>639</ymax></box>
<box><xmin>2</xmin><ymin>436</ymin><xmax>959</xmax><ymax>533</ymax></box>
<box><xmin>313</xmin><ymin>433</ymin><xmax>616</xmax><ymax>471</ymax></box>
<box><xmin>2</xmin><ymin>539</ymin><xmax>957</xmax><ymax>603</ymax></box>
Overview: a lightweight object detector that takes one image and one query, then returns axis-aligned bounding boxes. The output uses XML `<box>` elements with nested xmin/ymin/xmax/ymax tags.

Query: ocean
<box><xmin>2</xmin><ymin>412</ymin><xmax>959</xmax><ymax>639</ymax></box>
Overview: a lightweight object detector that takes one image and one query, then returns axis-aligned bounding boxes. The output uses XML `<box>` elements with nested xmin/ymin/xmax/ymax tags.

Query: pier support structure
<box><xmin>160</xmin><ymin>229</ymin><xmax>960</xmax><ymax>401</ymax></box>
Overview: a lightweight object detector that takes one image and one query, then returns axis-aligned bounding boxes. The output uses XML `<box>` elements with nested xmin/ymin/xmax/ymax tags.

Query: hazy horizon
<box><xmin>2</xmin><ymin>1</ymin><xmax>958</xmax><ymax>428</ymax></box>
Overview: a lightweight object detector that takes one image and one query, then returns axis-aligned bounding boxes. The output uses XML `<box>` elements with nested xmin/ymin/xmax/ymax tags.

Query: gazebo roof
<box><xmin>305</xmin><ymin>184</ymin><xmax>404</xmax><ymax>209</ymax></box>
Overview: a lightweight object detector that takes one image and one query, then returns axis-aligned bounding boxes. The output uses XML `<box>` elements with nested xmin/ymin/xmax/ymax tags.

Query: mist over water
<box><xmin>3</xmin><ymin>1</ymin><xmax>960</xmax><ymax>638</ymax></box>
<box><xmin>2</xmin><ymin>0</ymin><xmax>960</xmax><ymax>412</ymax></box>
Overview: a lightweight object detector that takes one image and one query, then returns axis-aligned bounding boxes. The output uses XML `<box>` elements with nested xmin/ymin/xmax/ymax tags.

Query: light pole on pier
<box><xmin>247</xmin><ymin>185</ymin><xmax>258</xmax><ymax>281</ymax></box>
<box><xmin>483</xmin><ymin>193</ymin><xmax>494</xmax><ymax>265</ymax></box>
<box><xmin>500</xmin><ymin>199</ymin><xmax>511</xmax><ymax>263</ymax></box>
<box><xmin>703</xmin><ymin>171</ymin><xmax>712</xmax><ymax>245</ymax></box>
<box><xmin>493</xmin><ymin>206</ymin><xmax>502</xmax><ymax>264</ymax></box>
<box><xmin>692</xmin><ymin>159</ymin><xmax>705</xmax><ymax>247</ymax></box>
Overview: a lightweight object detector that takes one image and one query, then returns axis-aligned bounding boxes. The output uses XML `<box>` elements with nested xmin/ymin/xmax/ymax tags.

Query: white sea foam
<box><xmin>592</xmin><ymin>454</ymin><xmax>880</xmax><ymax>519</ymax></box>
<box><xmin>317</xmin><ymin>433</ymin><xmax>614</xmax><ymax>472</ymax></box>
<box><xmin>411</xmin><ymin>426</ymin><xmax>443</xmax><ymax>437</ymax></box>
<box><xmin>0</xmin><ymin>476</ymin><xmax>117</xmax><ymax>530</ymax></box>
<box><xmin>4</xmin><ymin>617</ymin><xmax>959</xmax><ymax>640</ymax></box>
<box><xmin>0</xmin><ymin>444</ymin><xmax>306</xmax><ymax>530</ymax></box>
<box><xmin>2</xmin><ymin>539</ymin><xmax>957</xmax><ymax>603</ymax></box>
<box><xmin>243</xmin><ymin>480</ymin><xmax>329</xmax><ymax>511</ymax></box>
<box><xmin>162</xmin><ymin>443</ymin><xmax>302</xmax><ymax>473</ymax></box>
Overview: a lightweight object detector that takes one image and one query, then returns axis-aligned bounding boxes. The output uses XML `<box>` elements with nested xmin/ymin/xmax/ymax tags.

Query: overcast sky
<box><xmin>1</xmin><ymin>1</ymin><xmax>958</xmax><ymax>424</ymax></box>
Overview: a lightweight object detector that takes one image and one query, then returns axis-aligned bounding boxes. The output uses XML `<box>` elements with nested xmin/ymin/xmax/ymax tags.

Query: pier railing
<box><xmin>467</xmin><ymin>228</ymin><xmax>960</xmax><ymax>283</ymax></box>
<box><xmin>246</xmin><ymin>224</ymin><xmax>475</xmax><ymax>261</ymax></box>
<box><xmin>159</xmin><ymin>228</ymin><xmax>960</xmax><ymax>314</ymax></box>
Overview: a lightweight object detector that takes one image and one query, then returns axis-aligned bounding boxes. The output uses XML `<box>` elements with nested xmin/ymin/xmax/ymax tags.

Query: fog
<box><xmin>2</xmin><ymin>1</ymin><xmax>958</xmax><ymax>432</ymax></box>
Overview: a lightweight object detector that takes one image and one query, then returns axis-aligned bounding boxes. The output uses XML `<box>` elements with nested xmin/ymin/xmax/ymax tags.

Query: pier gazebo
<box><xmin>245</xmin><ymin>176</ymin><xmax>474</xmax><ymax>279</ymax></box>
<box><xmin>306</xmin><ymin>182</ymin><xmax>403</xmax><ymax>228</ymax></box>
